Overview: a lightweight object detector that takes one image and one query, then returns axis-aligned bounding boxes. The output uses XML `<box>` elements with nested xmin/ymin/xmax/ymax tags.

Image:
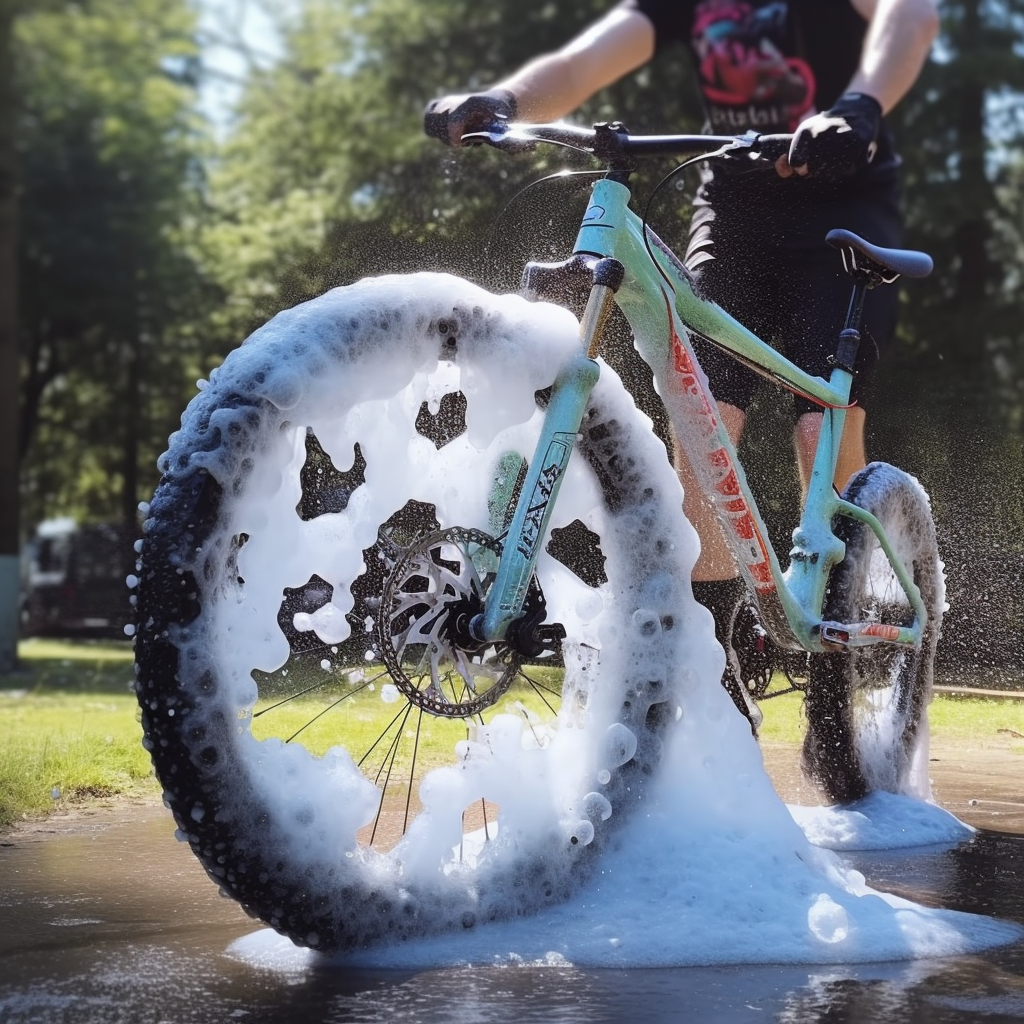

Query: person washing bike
<box><xmin>425</xmin><ymin>0</ymin><xmax>939</xmax><ymax>725</ymax></box>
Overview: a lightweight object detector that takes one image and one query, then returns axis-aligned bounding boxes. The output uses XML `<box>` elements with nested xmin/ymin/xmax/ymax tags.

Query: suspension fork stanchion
<box><xmin>473</xmin><ymin>260</ymin><xmax>624</xmax><ymax>645</ymax></box>
<box><xmin>581</xmin><ymin>258</ymin><xmax>626</xmax><ymax>358</ymax></box>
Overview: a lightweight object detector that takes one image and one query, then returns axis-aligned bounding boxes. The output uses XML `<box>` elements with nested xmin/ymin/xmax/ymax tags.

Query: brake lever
<box><xmin>718</xmin><ymin>130</ymin><xmax>792</xmax><ymax>167</ymax></box>
<box><xmin>461</xmin><ymin>122</ymin><xmax>538</xmax><ymax>153</ymax></box>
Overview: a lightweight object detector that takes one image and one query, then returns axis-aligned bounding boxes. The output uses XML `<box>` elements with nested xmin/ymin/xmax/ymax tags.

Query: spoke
<box><xmin>253</xmin><ymin>678</ymin><xmax>335</xmax><ymax>716</ymax></box>
<box><xmin>457</xmin><ymin>723</ymin><xmax>471</xmax><ymax>864</ymax></box>
<box><xmin>403</xmin><ymin>706</ymin><xmax>424</xmax><ymax>835</ymax></box>
<box><xmin>284</xmin><ymin>687</ymin><xmax>371</xmax><ymax>743</ymax></box>
<box><xmin>368</xmin><ymin>701</ymin><xmax>414</xmax><ymax>846</ymax></box>
<box><xmin>254</xmin><ymin>666</ymin><xmax>389</xmax><ymax>719</ymax></box>
<box><xmin>431</xmin><ymin>650</ymin><xmax>472</xmax><ymax>707</ymax></box>
<box><xmin>516</xmin><ymin>702</ymin><xmax>546</xmax><ymax>747</ymax></box>
<box><xmin>517</xmin><ymin>666</ymin><xmax>561</xmax><ymax>716</ymax></box>
<box><xmin>359</xmin><ymin>700</ymin><xmax>414</xmax><ymax>777</ymax></box>
<box><xmin>450</xmin><ymin>657</ymin><xmax>478</xmax><ymax>702</ymax></box>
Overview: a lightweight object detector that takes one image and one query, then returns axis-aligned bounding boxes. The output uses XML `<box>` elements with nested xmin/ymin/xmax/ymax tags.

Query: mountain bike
<box><xmin>132</xmin><ymin>120</ymin><xmax>942</xmax><ymax>953</ymax></box>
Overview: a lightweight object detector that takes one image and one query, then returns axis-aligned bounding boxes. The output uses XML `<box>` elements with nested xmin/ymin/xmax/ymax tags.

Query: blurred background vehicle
<box><xmin>21</xmin><ymin>518</ymin><xmax>133</xmax><ymax>638</ymax></box>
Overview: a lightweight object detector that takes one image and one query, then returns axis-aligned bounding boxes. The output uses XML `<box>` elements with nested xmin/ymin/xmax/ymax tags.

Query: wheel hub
<box><xmin>378</xmin><ymin>527</ymin><xmax>523</xmax><ymax>718</ymax></box>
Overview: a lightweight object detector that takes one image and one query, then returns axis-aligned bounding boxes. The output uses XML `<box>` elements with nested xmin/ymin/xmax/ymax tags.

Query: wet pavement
<box><xmin>2</xmin><ymin>790</ymin><xmax>1024</xmax><ymax>1024</ymax></box>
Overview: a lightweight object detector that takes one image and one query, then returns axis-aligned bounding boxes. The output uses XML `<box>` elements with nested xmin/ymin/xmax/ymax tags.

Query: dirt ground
<box><xmin>8</xmin><ymin>734</ymin><xmax>1022</xmax><ymax>844</ymax></box>
<box><xmin>762</xmin><ymin>736</ymin><xmax>1024</xmax><ymax>834</ymax></box>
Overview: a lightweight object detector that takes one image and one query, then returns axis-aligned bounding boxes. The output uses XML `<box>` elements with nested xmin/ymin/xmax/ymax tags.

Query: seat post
<box><xmin>834</xmin><ymin>278</ymin><xmax>870</xmax><ymax>374</ymax></box>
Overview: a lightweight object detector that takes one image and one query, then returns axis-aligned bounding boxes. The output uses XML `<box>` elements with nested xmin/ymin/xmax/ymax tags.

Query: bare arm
<box><xmin>780</xmin><ymin>0</ymin><xmax>938</xmax><ymax>176</ymax></box>
<box><xmin>427</xmin><ymin>7</ymin><xmax>656</xmax><ymax>144</ymax></box>
<box><xmin>847</xmin><ymin>0</ymin><xmax>939</xmax><ymax>113</ymax></box>
<box><xmin>496</xmin><ymin>6</ymin><xmax>656</xmax><ymax>121</ymax></box>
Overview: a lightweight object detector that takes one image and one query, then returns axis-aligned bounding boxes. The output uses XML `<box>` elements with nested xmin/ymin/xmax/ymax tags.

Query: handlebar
<box><xmin>457</xmin><ymin>120</ymin><xmax>793</xmax><ymax>169</ymax></box>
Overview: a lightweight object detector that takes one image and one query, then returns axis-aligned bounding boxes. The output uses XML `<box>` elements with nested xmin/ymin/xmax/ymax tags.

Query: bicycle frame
<box><xmin>477</xmin><ymin>173</ymin><xmax>927</xmax><ymax>657</ymax></box>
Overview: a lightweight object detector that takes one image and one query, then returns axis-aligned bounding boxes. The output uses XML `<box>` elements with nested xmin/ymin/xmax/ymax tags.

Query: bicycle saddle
<box><xmin>826</xmin><ymin>228</ymin><xmax>933</xmax><ymax>284</ymax></box>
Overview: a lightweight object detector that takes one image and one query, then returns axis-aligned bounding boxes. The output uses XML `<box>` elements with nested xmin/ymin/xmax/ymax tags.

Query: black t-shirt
<box><xmin>624</xmin><ymin>0</ymin><xmax>868</xmax><ymax>134</ymax></box>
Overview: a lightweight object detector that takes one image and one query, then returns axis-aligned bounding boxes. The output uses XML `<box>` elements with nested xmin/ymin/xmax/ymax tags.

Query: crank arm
<box><xmin>818</xmin><ymin>620</ymin><xmax>922</xmax><ymax>652</ymax></box>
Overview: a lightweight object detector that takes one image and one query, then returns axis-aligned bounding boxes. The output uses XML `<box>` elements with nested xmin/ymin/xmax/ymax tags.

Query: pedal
<box><xmin>819</xmin><ymin>624</ymin><xmax>850</xmax><ymax>650</ymax></box>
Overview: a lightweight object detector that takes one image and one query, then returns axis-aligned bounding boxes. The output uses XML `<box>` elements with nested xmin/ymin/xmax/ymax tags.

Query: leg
<box><xmin>673</xmin><ymin>403</ymin><xmax>764</xmax><ymax>732</ymax></box>
<box><xmin>794</xmin><ymin>406</ymin><xmax>868</xmax><ymax>495</ymax></box>
<box><xmin>674</xmin><ymin>402</ymin><xmax>746</xmax><ymax>581</ymax></box>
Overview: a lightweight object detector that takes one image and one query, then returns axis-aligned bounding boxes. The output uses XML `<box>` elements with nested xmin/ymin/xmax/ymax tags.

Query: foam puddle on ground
<box><xmin>791</xmin><ymin>791</ymin><xmax>975</xmax><ymax>852</ymax></box>
<box><xmin>228</xmin><ymin>758</ymin><xmax>1019</xmax><ymax>971</ymax></box>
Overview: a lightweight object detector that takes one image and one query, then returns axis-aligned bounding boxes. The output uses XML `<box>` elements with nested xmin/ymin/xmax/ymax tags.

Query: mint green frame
<box><xmin>476</xmin><ymin>173</ymin><xmax>926</xmax><ymax>654</ymax></box>
<box><xmin>569</xmin><ymin>176</ymin><xmax>927</xmax><ymax>654</ymax></box>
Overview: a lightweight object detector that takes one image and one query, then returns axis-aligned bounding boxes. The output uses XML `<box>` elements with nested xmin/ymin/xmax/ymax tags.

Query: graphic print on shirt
<box><xmin>690</xmin><ymin>0</ymin><xmax>815</xmax><ymax>131</ymax></box>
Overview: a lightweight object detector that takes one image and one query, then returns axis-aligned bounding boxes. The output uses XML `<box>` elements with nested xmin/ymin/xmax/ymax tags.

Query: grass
<box><xmin>928</xmin><ymin>689</ymin><xmax>1024</xmax><ymax>744</ymax></box>
<box><xmin>0</xmin><ymin>638</ymin><xmax>156</xmax><ymax>828</ymax></box>
<box><xmin>757</xmin><ymin>682</ymin><xmax>1024</xmax><ymax>749</ymax></box>
<box><xmin>2</xmin><ymin>637</ymin><xmax>1021</xmax><ymax>831</ymax></box>
<box><xmin>250</xmin><ymin>660</ymin><xmax>564</xmax><ymax>785</ymax></box>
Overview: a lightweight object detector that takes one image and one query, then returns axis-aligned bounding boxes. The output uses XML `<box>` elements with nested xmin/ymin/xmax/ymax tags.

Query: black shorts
<box><xmin>684</xmin><ymin>167</ymin><xmax>903</xmax><ymax>418</ymax></box>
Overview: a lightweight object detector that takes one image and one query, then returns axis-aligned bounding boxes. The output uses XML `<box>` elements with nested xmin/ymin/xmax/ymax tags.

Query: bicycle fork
<box><xmin>471</xmin><ymin>258</ymin><xmax>625</xmax><ymax>647</ymax></box>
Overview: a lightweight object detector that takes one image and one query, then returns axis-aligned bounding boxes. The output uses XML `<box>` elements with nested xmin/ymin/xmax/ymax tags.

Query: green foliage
<box><xmin>201</xmin><ymin>0</ymin><xmax>704</xmax><ymax>346</ymax></box>
<box><xmin>16</xmin><ymin>0</ymin><xmax>212</xmax><ymax>531</ymax></box>
<box><xmin>888</xmin><ymin>0</ymin><xmax>1024</xmax><ymax>425</ymax></box>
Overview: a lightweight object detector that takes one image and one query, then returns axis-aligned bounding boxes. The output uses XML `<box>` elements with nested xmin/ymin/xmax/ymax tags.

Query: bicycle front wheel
<box><xmin>802</xmin><ymin>462</ymin><xmax>944</xmax><ymax>804</ymax></box>
<box><xmin>133</xmin><ymin>272</ymin><xmax>695</xmax><ymax>952</ymax></box>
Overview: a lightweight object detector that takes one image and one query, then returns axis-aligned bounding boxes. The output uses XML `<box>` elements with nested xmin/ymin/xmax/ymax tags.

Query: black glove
<box><xmin>787</xmin><ymin>93</ymin><xmax>882</xmax><ymax>179</ymax></box>
<box><xmin>424</xmin><ymin>88</ymin><xmax>518</xmax><ymax>146</ymax></box>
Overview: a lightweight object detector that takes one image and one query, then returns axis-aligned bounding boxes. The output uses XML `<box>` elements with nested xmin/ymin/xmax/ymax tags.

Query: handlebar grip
<box><xmin>423</xmin><ymin>90</ymin><xmax>518</xmax><ymax>146</ymax></box>
<box><xmin>751</xmin><ymin>133</ymin><xmax>793</xmax><ymax>161</ymax></box>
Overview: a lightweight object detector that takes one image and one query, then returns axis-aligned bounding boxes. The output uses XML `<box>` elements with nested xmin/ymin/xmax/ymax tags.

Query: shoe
<box><xmin>691</xmin><ymin>578</ymin><xmax>764</xmax><ymax>735</ymax></box>
<box><xmin>727</xmin><ymin>599</ymin><xmax>773</xmax><ymax>700</ymax></box>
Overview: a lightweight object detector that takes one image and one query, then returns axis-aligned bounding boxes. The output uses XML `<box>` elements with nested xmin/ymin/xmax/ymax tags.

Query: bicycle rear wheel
<box><xmin>802</xmin><ymin>462</ymin><xmax>944</xmax><ymax>804</ymax></box>
<box><xmin>133</xmin><ymin>273</ymin><xmax>695</xmax><ymax>951</ymax></box>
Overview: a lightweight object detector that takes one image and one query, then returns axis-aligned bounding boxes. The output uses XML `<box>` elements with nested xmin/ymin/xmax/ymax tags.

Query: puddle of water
<box><xmin>1</xmin><ymin>810</ymin><xmax>1023</xmax><ymax>1024</ymax></box>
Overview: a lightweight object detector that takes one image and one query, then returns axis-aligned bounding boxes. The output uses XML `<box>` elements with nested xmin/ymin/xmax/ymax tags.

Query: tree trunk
<box><xmin>122</xmin><ymin>320</ymin><xmax>142</xmax><ymax>542</ymax></box>
<box><xmin>0</xmin><ymin>1</ymin><xmax>20</xmax><ymax>672</ymax></box>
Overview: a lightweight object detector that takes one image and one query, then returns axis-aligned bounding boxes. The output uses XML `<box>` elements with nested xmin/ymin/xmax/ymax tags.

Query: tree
<box><xmin>889</xmin><ymin>0</ymin><xmax>1024</xmax><ymax>419</ymax></box>
<box><xmin>0</xmin><ymin>0</ymin><xmax>18</xmax><ymax>671</ymax></box>
<box><xmin>878</xmin><ymin>0</ymin><xmax>1024</xmax><ymax>680</ymax></box>
<box><xmin>200</xmin><ymin>0</ymin><xmax>703</xmax><ymax>345</ymax></box>
<box><xmin>16</xmin><ymin>0</ymin><xmax>209</xmax><ymax>536</ymax></box>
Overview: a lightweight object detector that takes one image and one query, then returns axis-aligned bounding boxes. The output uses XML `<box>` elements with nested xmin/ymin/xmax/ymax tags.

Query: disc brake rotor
<box><xmin>378</xmin><ymin>527</ymin><xmax>523</xmax><ymax>718</ymax></box>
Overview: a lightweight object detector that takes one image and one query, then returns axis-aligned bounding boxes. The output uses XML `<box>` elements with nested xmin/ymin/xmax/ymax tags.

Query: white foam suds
<box><xmin>228</xmin><ymin>744</ymin><xmax>1018</xmax><ymax>968</ymax></box>
<box><xmin>790</xmin><ymin>791</ymin><xmax>974</xmax><ymax>851</ymax></box>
